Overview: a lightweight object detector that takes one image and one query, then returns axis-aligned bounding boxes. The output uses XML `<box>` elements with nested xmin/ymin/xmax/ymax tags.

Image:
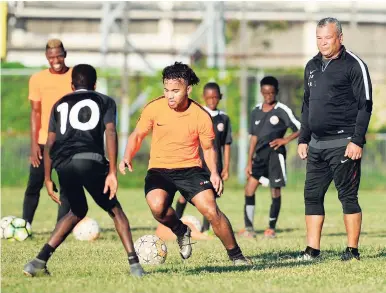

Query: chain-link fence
<box><xmin>2</xmin><ymin>133</ymin><xmax>385</xmax><ymax>190</ymax></box>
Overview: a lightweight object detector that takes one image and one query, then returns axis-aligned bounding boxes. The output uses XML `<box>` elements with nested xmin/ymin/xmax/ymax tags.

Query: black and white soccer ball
<box><xmin>2</xmin><ymin>217</ymin><xmax>32</xmax><ymax>241</ymax></box>
<box><xmin>134</xmin><ymin>235</ymin><xmax>167</xmax><ymax>265</ymax></box>
<box><xmin>0</xmin><ymin>216</ymin><xmax>16</xmax><ymax>239</ymax></box>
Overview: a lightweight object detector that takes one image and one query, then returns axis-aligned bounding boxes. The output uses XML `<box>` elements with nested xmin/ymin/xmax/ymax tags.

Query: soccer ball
<box><xmin>3</xmin><ymin>217</ymin><xmax>32</xmax><ymax>241</ymax></box>
<box><xmin>181</xmin><ymin>215</ymin><xmax>202</xmax><ymax>232</ymax></box>
<box><xmin>0</xmin><ymin>216</ymin><xmax>16</xmax><ymax>239</ymax></box>
<box><xmin>134</xmin><ymin>235</ymin><xmax>167</xmax><ymax>265</ymax></box>
<box><xmin>73</xmin><ymin>217</ymin><xmax>100</xmax><ymax>241</ymax></box>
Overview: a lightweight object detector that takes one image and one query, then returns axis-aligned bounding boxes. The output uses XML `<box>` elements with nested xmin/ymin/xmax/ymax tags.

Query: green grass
<box><xmin>1</xmin><ymin>187</ymin><xmax>386</xmax><ymax>293</ymax></box>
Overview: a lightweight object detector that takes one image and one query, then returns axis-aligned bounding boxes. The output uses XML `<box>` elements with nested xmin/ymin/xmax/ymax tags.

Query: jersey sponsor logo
<box><xmin>255</xmin><ymin>120</ymin><xmax>260</xmax><ymax>125</ymax></box>
<box><xmin>200</xmin><ymin>180</ymin><xmax>210</xmax><ymax>185</ymax></box>
<box><xmin>57</xmin><ymin>99</ymin><xmax>100</xmax><ymax>134</ymax></box>
<box><xmin>269</xmin><ymin>115</ymin><xmax>279</xmax><ymax>125</ymax></box>
<box><xmin>217</xmin><ymin>122</ymin><xmax>225</xmax><ymax>132</ymax></box>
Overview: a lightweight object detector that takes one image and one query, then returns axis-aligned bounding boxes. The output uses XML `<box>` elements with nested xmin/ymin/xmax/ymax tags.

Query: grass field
<box><xmin>1</xmin><ymin>187</ymin><xmax>385</xmax><ymax>293</ymax></box>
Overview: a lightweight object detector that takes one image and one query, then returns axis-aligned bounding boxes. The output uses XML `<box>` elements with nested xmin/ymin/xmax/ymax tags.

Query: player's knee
<box><xmin>72</xmin><ymin>206</ymin><xmax>88</xmax><ymax>219</ymax></box>
<box><xmin>304</xmin><ymin>195</ymin><xmax>325</xmax><ymax>215</ymax></box>
<box><xmin>271</xmin><ymin>188</ymin><xmax>281</xmax><ymax>198</ymax></box>
<box><xmin>203</xmin><ymin>206</ymin><xmax>220</xmax><ymax>223</ymax></box>
<box><xmin>338</xmin><ymin>194</ymin><xmax>361</xmax><ymax>214</ymax></box>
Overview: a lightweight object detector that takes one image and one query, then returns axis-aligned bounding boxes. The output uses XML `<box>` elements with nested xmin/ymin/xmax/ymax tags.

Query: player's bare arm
<box><xmin>222</xmin><ymin>144</ymin><xmax>231</xmax><ymax>181</ymax></box>
<box><xmin>246</xmin><ymin>135</ymin><xmax>258</xmax><ymax>178</ymax></box>
<box><xmin>43</xmin><ymin>132</ymin><xmax>61</xmax><ymax>205</ymax></box>
<box><xmin>201</xmin><ymin>139</ymin><xmax>223</xmax><ymax>195</ymax></box>
<box><xmin>30</xmin><ymin>100</ymin><xmax>42</xmax><ymax>168</ymax></box>
<box><xmin>119</xmin><ymin>127</ymin><xmax>148</xmax><ymax>174</ymax></box>
<box><xmin>104</xmin><ymin>122</ymin><xmax>118</xmax><ymax>199</ymax></box>
<box><xmin>270</xmin><ymin>130</ymin><xmax>300</xmax><ymax>150</ymax></box>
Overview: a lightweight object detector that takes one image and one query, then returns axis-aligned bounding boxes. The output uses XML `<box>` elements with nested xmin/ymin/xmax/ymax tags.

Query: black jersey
<box><xmin>48</xmin><ymin>90</ymin><xmax>116</xmax><ymax>168</ymax></box>
<box><xmin>249</xmin><ymin>102</ymin><xmax>300</xmax><ymax>154</ymax></box>
<box><xmin>200</xmin><ymin>106</ymin><xmax>232</xmax><ymax>174</ymax></box>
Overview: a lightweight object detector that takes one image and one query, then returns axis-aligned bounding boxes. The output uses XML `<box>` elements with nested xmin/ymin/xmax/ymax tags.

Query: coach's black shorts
<box><xmin>56</xmin><ymin>155</ymin><xmax>119</xmax><ymax>218</ymax></box>
<box><xmin>251</xmin><ymin>147</ymin><xmax>287</xmax><ymax>188</ymax></box>
<box><xmin>304</xmin><ymin>146</ymin><xmax>361</xmax><ymax>215</ymax></box>
<box><xmin>144</xmin><ymin>167</ymin><xmax>215</xmax><ymax>204</ymax></box>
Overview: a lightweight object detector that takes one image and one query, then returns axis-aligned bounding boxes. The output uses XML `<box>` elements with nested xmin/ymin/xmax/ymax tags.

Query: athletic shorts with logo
<box><xmin>144</xmin><ymin>167</ymin><xmax>216</xmax><ymax>204</ymax></box>
<box><xmin>251</xmin><ymin>147</ymin><xmax>287</xmax><ymax>188</ymax></box>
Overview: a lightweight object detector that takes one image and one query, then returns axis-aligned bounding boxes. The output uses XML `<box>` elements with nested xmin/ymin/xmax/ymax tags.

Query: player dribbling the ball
<box><xmin>23</xmin><ymin>64</ymin><xmax>145</xmax><ymax>277</ymax></box>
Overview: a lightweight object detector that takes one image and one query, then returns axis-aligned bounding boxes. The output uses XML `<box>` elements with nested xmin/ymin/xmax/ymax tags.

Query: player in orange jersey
<box><xmin>22</xmin><ymin>39</ymin><xmax>71</xmax><ymax>225</ymax></box>
<box><xmin>119</xmin><ymin>62</ymin><xmax>250</xmax><ymax>265</ymax></box>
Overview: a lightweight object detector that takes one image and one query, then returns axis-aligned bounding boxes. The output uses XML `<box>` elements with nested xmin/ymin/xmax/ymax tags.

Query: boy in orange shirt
<box><xmin>23</xmin><ymin>39</ymin><xmax>71</xmax><ymax>225</ymax></box>
<box><xmin>119</xmin><ymin>62</ymin><xmax>250</xmax><ymax>265</ymax></box>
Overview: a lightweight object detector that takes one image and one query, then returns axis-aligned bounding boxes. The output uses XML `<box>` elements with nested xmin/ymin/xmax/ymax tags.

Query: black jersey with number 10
<box><xmin>48</xmin><ymin>90</ymin><xmax>116</xmax><ymax>168</ymax></box>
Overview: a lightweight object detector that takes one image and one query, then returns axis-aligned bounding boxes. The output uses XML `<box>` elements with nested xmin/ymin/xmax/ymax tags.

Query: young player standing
<box><xmin>175</xmin><ymin>82</ymin><xmax>232</xmax><ymax>233</ymax></box>
<box><xmin>239</xmin><ymin>76</ymin><xmax>300</xmax><ymax>238</ymax></box>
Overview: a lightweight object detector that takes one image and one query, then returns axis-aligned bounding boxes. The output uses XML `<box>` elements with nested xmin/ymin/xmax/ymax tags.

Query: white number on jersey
<box><xmin>57</xmin><ymin>99</ymin><xmax>100</xmax><ymax>134</ymax></box>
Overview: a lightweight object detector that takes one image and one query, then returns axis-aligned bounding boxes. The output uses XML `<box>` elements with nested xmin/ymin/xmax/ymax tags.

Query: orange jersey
<box><xmin>136</xmin><ymin>96</ymin><xmax>215</xmax><ymax>169</ymax></box>
<box><xmin>28</xmin><ymin>68</ymin><xmax>73</xmax><ymax>144</ymax></box>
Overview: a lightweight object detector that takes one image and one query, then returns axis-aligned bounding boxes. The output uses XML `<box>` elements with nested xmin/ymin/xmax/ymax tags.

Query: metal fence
<box><xmin>2</xmin><ymin>133</ymin><xmax>385</xmax><ymax>190</ymax></box>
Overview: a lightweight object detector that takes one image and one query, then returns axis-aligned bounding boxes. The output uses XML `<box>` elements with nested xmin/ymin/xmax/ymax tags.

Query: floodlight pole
<box><xmin>237</xmin><ymin>3</ymin><xmax>248</xmax><ymax>183</ymax></box>
<box><xmin>120</xmin><ymin>1</ymin><xmax>130</xmax><ymax>159</ymax></box>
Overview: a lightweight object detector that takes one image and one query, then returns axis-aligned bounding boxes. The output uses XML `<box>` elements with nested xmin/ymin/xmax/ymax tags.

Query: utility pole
<box><xmin>119</xmin><ymin>1</ymin><xmax>130</xmax><ymax>158</ymax></box>
<box><xmin>237</xmin><ymin>3</ymin><xmax>248</xmax><ymax>183</ymax></box>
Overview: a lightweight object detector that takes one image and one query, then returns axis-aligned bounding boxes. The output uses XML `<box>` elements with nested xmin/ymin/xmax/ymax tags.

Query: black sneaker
<box><xmin>23</xmin><ymin>259</ymin><xmax>50</xmax><ymax>277</ymax></box>
<box><xmin>297</xmin><ymin>247</ymin><xmax>320</xmax><ymax>261</ymax></box>
<box><xmin>341</xmin><ymin>248</ymin><xmax>360</xmax><ymax>261</ymax></box>
<box><xmin>232</xmin><ymin>256</ymin><xmax>253</xmax><ymax>266</ymax></box>
<box><xmin>177</xmin><ymin>227</ymin><xmax>192</xmax><ymax>259</ymax></box>
<box><xmin>129</xmin><ymin>263</ymin><xmax>145</xmax><ymax>277</ymax></box>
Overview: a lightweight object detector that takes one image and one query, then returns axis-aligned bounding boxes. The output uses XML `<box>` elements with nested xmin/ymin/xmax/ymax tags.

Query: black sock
<box><xmin>175</xmin><ymin>201</ymin><xmax>187</xmax><ymax>219</ymax></box>
<box><xmin>346</xmin><ymin>247</ymin><xmax>359</xmax><ymax>256</ymax></box>
<box><xmin>244</xmin><ymin>195</ymin><xmax>255</xmax><ymax>229</ymax></box>
<box><xmin>305</xmin><ymin>246</ymin><xmax>320</xmax><ymax>257</ymax></box>
<box><xmin>269</xmin><ymin>197</ymin><xmax>281</xmax><ymax>229</ymax></box>
<box><xmin>128</xmin><ymin>252</ymin><xmax>139</xmax><ymax>265</ymax></box>
<box><xmin>36</xmin><ymin>243</ymin><xmax>55</xmax><ymax>262</ymax></box>
<box><xmin>201</xmin><ymin>217</ymin><xmax>210</xmax><ymax>232</ymax></box>
<box><xmin>171</xmin><ymin>220</ymin><xmax>188</xmax><ymax>237</ymax></box>
<box><xmin>227</xmin><ymin>245</ymin><xmax>243</xmax><ymax>260</ymax></box>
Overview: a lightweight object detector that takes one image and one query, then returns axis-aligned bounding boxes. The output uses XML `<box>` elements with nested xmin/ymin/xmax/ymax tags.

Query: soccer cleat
<box><xmin>237</xmin><ymin>227</ymin><xmax>256</xmax><ymax>238</ymax></box>
<box><xmin>341</xmin><ymin>248</ymin><xmax>360</xmax><ymax>261</ymax></box>
<box><xmin>129</xmin><ymin>263</ymin><xmax>146</xmax><ymax>277</ymax></box>
<box><xmin>23</xmin><ymin>258</ymin><xmax>50</xmax><ymax>277</ymax></box>
<box><xmin>297</xmin><ymin>250</ymin><xmax>320</xmax><ymax>261</ymax></box>
<box><xmin>263</xmin><ymin>228</ymin><xmax>276</xmax><ymax>238</ymax></box>
<box><xmin>177</xmin><ymin>227</ymin><xmax>192</xmax><ymax>259</ymax></box>
<box><xmin>232</xmin><ymin>256</ymin><xmax>253</xmax><ymax>266</ymax></box>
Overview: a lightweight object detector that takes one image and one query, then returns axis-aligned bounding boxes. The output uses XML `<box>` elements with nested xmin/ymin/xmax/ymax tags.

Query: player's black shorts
<box><xmin>56</xmin><ymin>154</ymin><xmax>119</xmax><ymax>218</ymax></box>
<box><xmin>251</xmin><ymin>147</ymin><xmax>287</xmax><ymax>188</ymax></box>
<box><xmin>144</xmin><ymin>167</ymin><xmax>215</xmax><ymax>204</ymax></box>
<box><xmin>304</xmin><ymin>146</ymin><xmax>361</xmax><ymax>215</ymax></box>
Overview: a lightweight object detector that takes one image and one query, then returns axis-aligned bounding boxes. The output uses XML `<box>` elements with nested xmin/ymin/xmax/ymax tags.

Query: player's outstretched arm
<box><xmin>119</xmin><ymin>127</ymin><xmax>147</xmax><ymax>175</ymax></box>
<box><xmin>104</xmin><ymin>122</ymin><xmax>118</xmax><ymax>199</ymax></box>
<box><xmin>44</xmin><ymin>132</ymin><xmax>61</xmax><ymax>205</ymax></box>
<box><xmin>201</xmin><ymin>139</ymin><xmax>223</xmax><ymax>196</ymax></box>
<box><xmin>30</xmin><ymin>101</ymin><xmax>42</xmax><ymax>168</ymax></box>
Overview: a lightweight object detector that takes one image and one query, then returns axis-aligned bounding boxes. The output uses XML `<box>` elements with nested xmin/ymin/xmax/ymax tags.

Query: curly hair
<box><xmin>162</xmin><ymin>62</ymin><xmax>200</xmax><ymax>86</ymax></box>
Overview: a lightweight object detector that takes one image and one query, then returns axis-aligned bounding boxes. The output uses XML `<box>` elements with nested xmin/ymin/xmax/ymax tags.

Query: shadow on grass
<box><xmin>324</xmin><ymin>230</ymin><xmax>386</xmax><ymax>237</ymax></box>
<box><xmin>151</xmin><ymin>256</ymin><xmax>318</xmax><ymax>275</ymax></box>
<box><xmin>32</xmin><ymin>226</ymin><xmax>156</xmax><ymax>237</ymax></box>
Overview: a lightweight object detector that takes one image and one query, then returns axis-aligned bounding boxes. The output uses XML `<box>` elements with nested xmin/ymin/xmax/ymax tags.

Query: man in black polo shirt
<box><xmin>298</xmin><ymin>17</ymin><xmax>373</xmax><ymax>261</ymax></box>
<box><xmin>239</xmin><ymin>76</ymin><xmax>300</xmax><ymax>238</ymax></box>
